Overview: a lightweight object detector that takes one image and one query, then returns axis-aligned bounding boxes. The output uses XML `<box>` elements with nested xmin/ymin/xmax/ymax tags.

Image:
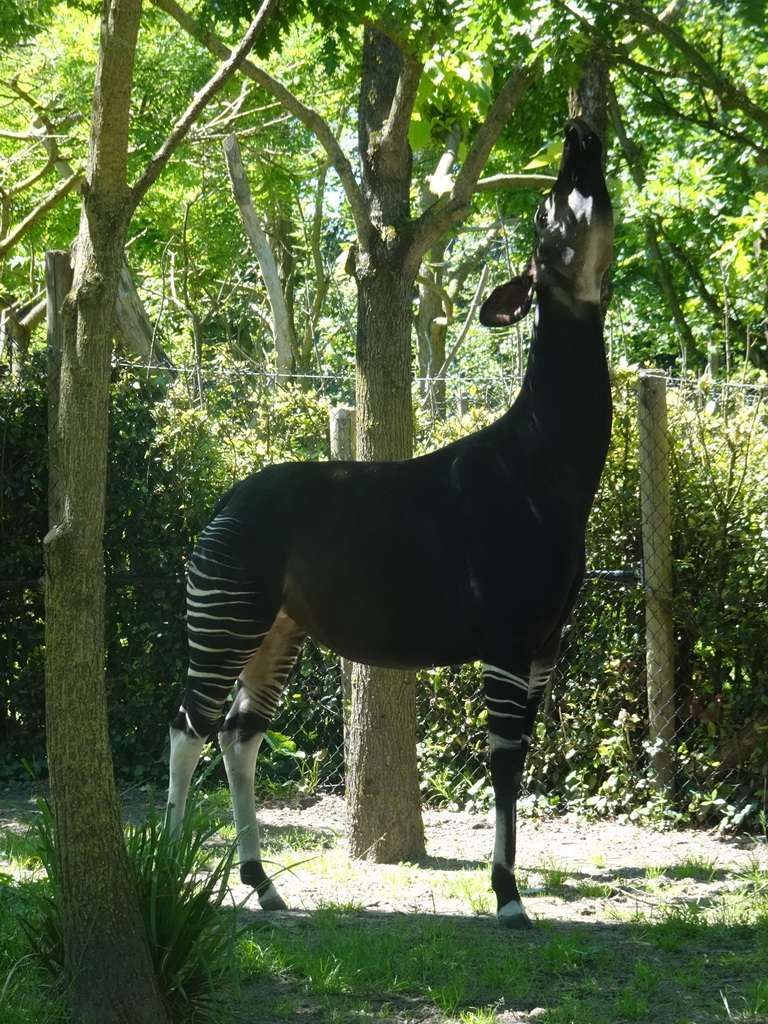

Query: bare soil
<box><xmin>237</xmin><ymin>793</ymin><xmax>766</xmax><ymax>925</ymax></box>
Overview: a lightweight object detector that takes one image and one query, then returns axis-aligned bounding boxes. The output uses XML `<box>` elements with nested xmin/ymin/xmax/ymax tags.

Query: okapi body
<box><xmin>168</xmin><ymin>118</ymin><xmax>614</xmax><ymax>928</ymax></box>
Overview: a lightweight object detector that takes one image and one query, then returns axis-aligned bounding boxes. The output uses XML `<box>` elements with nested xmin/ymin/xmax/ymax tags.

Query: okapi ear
<box><xmin>479</xmin><ymin>270</ymin><xmax>534</xmax><ymax>327</ymax></box>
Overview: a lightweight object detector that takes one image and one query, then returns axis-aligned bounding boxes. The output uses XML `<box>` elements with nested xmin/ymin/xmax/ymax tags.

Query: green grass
<box><xmin>233</xmin><ymin>894</ymin><xmax>768</xmax><ymax>1023</ymax></box>
<box><xmin>1</xmin><ymin>794</ymin><xmax>766</xmax><ymax>1024</ymax></box>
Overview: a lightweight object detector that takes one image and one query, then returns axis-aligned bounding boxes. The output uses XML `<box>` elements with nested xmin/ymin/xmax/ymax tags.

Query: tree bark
<box><xmin>346</xmin><ymin>663</ymin><xmax>425</xmax><ymax>861</ymax></box>
<box><xmin>348</xmin><ymin>267</ymin><xmax>425</xmax><ymax>861</ymax></box>
<box><xmin>43</xmin><ymin>3</ymin><xmax>170</xmax><ymax>1020</ymax></box>
<box><xmin>345</xmin><ymin>27</ymin><xmax>425</xmax><ymax>861</ymax></box>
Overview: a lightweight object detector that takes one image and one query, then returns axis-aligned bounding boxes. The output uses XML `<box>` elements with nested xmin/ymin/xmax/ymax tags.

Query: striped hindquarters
<box><xmin>176</xmin><ymin>516</ymin><xmax>269</xmax><ymax>738</ymax></box>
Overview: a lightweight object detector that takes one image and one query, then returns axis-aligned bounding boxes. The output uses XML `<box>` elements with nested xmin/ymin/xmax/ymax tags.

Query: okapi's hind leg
<box><xmin>220</xmin><ymin>611</ymin><xmax>306</xmax><ymax>910</ymax></box>
<box><xmin>483</xmin><ymin>657</ymin><xmax>554</xmax><ymax>929</ymax></box>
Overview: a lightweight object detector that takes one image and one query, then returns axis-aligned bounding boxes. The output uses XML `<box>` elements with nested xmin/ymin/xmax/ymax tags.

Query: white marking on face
<box><xmin>568</xmin><ymin>189</ymin><xmax>593</xmax><ymax>222</ymax></box>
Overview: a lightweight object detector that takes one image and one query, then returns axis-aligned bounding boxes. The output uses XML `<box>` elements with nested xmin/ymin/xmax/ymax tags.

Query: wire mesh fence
<box><xmin>1</xmin><ymin>354</ymin><xmax>766</xmax><ymax>830</ymax></box>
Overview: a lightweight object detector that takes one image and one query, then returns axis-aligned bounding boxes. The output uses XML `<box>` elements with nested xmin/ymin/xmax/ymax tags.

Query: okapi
<box><xmin>168</xmin><ymin>118</ymin><xmax>614</xmax><ymax>929</ymax></box>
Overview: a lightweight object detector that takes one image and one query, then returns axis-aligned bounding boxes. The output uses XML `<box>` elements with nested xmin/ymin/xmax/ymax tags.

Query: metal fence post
<box><xmin>637</xmin><ymin>370</ymin><xmax>676</xmax><ymax>793</ymax></box>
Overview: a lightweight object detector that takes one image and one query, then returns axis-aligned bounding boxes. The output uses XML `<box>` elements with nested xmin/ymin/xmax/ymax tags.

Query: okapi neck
<box><xmin>534</xmin><ymin>287</ymin><xmax>605</xmax><ymax>327</ymax></box>
<box><xmin>516</xmin><ymin>290</ymin><xmax>612</xmax><ymax>473</ymax></box>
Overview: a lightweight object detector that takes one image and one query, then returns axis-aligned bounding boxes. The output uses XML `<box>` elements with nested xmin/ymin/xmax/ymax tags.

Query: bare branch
<box><xmin>222</xmin><ymin>133</ymin><xmax>295</xmax><ymax>376</ymax></box>
<box><xmin>476</xmin><ymin>173</ymin><xmax>556</xmax><ymax>193</ymax></box>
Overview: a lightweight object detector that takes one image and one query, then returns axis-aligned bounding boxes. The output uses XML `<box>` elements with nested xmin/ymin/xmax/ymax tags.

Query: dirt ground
<box><xmin>235</xmin><ymin>793</ymin><xmax>766</xmax><ymax>924</ymax></box>
<box><xmin>2</xmin><ymin>785</ymin><xmax>765</xmax><ymax>925</ymax></box>
<box><xmin>2</xmin><ymin>786</ymin><xmax>766</xmax><ymax>1023</ymax></box>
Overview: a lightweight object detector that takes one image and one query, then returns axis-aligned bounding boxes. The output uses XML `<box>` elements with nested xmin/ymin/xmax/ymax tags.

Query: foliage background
<box><xmin>1</xmin><ymin>359</ymin><xmax>765</xmax><ymax>829</ymax></box>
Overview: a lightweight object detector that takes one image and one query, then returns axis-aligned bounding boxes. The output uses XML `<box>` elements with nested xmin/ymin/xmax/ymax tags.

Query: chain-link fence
<box><xmin>1</xmin><ymin>355</ymin><xmax>766</xmax><ymax>830</ymax></box>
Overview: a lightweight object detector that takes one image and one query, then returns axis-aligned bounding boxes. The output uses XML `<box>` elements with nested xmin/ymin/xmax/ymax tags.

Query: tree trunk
<box><xmin>347</xmin><ymin>269</ymin><xmax>425</xmax><ymax>861</ymax></box>
<box><xmin>355</xmin><ymin>269</ymin><xmax>415</xmax><ymax>462</ymax></box>
<box><xmin>417</xmin><ymin>237</ymin><xmax>449</xmax><ymax>413</ymax></box>
<box><xmin>345</xmin><ymin>26</ymin><xmax>425</xmax><ymax>862</ymax></box>
<box><xmin>222</xmin><ymin>133</ymin><xmax>295</xmax><ymax>376</ymax></box>
<box><xmin>43</xmin><ymin>2</ymin><xmax>169</xmax><ymax>1021</ymax></box>
<box><xmin>346</xmin><ymin>664</ymin><xmax>425</xmax><ymax>861</ymax></box>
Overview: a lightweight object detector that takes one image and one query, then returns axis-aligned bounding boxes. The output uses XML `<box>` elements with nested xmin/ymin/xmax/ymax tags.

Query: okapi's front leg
<box><xmin>220</xmin><ymin>611</ymin><xmax>305</xmax><ymax>910</ymax></box>
<box><xmin>483</xmin><ymin>659</ymin><xmax>553</xmax><ymax>928</ymax></box>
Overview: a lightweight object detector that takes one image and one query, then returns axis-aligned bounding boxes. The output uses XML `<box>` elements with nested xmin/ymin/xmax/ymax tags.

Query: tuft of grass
<box><xmin>0</xmin><ymin>830</ymin><xmax>42</xmax><ymax>872</ymax></box>
<box><xmin>437</xmin><ymin>869</ymin><xmax>494</xmax><ymax>915</ymax></box>
<box><xmin>614</xmin><ymin>987</ymin><xmax>649</xmax><ymax>1020</ymax></box>
<box><xmin>734</xmin><ymin>855</ymin><xmax>768</xmax><ymax>893</ymax></box>
<box><xmin>458</xmin><ymin>1006</ymin><xmax>499</xmax><ymax>1024</ymax></box>
<box><xmin>426</xmin><ymin>976</ymin><xmax>467</xmax><ymax>1015</ymax></box>
<box><xmin>668</xmin><ymin>856</ymin><xmax>718</xmax><ymax>882</ymax></box>
<box><xmin>538</xmin><ymin>859</ymin><xmax>570</xmax><ymax>891</ymax></box>
<box><xmin>575</xmin><ymin>880</ymin><xmax>614</xmax><ymax>899</ymax></box>
<box><xmin>721</xmin><ymin>980</ymin><xmax>768</xmax><ymax>1021</ymax></box>
<box><xmin>20</xmin><ymin>789</ymin><xmax>241</xmax><ymax>1022</ymax></box>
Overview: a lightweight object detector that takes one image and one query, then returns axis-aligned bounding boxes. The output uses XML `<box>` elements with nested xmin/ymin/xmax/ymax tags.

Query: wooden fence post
<box><xmin>46</xmin><ymin>250</ymin><xmax>72</xmax><ymax>531</ymax></box>
<box><xmin>330</xmin><ymin>404</ymin><xmax>355</xmax><ymax>462</ymax></box>
<box><xmin>329</xmin><ymin>406</ymin><xmax>356</xmax><ymax>760</ymax></box>
<box><xmin>637</xmin><ymin>370</ymin><xmax>676</xmax><ymax>793</ymax></box>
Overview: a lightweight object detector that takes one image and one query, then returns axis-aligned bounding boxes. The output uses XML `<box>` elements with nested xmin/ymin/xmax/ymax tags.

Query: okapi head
<box><xmin>480</xmin><ymin>118</ymin><xmax>614</xmax><ymax>326</ymax></box>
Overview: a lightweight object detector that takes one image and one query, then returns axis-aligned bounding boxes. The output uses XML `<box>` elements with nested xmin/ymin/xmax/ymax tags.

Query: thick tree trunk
<box><xmin>345</xmin><ymin>26</ymin><xmax>425</xmax><ymax>862</ymax></box>
<box><xmin>355</xmin><ymin>269</ymin><xmax>414</xmax><ymax>462</ymax></box>
<box><xmin>43</xmin><ymin>2</ymin><xmax>169</xmax><ymax>1021</ymax></box>
<box><xmin>346</xmin><ymin>663</ymin><xmax>425</xmax><ymax>861</ymax></box>
<box><xmin>43</xmin><ymin>3</ymin><xmax>276</xmax><ymax>1019</ymax></box>
<box><xmin>347</xmin><ymin>269</ymin><xmax>425</xmax><ymax>861</ymax></box>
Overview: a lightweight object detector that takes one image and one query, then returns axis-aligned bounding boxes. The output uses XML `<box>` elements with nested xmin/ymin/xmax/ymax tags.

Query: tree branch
<box><xmin>612</xmin><ymin>0</ymin><xmax>768</xmax><ymax>134</ymax></box>
<box><xmin>148</xmin><ymin>0</ymin><xmax>370</xmax><ymax>237</ymax></box>
<box><xmin>475</xmin><ymin>173</ymin><xmax>556</xmax><ymax>192</ymax></box>
<box><xmin>222</xmin><ymin>133</ymin><xmax>295</xmax><ymax>376</ymax></box>
<box><xmin>620</xmin><ymin>0</ymin><xmax>688</xmax><ymax>50</ymax></box>
<box><xmin>0</xmin><ymin>170</ymin><xmax>83</xmax><ymax>260</ymax></box>
<box><xmin>453</xmin><ymin>64</ymin><xmax>535</xmax><ymax>204</ymax></box>
<box><xmin>130</xmin><ymin>0</ymin><xmax>280</xmax><ymax>211</ymax></box>
<box><xmin>413</xmin><ymin>63</ymin><xmax>535</xmax><ymax>257</ymax></box>
<box><xmin>380</xmin><ymin>47</ymin><xmax>424</xmax><ymax>154</ymax></box>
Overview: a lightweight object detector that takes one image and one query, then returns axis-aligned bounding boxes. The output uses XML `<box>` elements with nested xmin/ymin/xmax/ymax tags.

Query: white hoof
<box><xmin>497</xmin><ymin>900</ymin><xmax>533</xmax><ymax>929</ymax></box>
<box><xmin>258</xmin><ymin>882</ymin><xmax>288</xmax><ymax>911</ymax></box>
